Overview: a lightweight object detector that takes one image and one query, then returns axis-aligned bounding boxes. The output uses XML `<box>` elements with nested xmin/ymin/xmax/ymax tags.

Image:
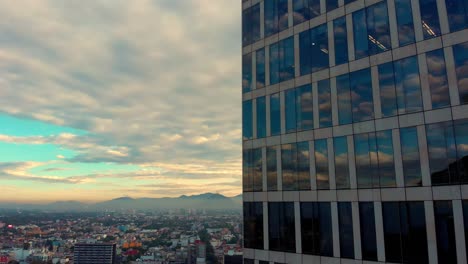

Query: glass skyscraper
<box><xmin>242</xmin><ymin>0</ymin><xmax>468</xmax><ymax>263</ymax></box>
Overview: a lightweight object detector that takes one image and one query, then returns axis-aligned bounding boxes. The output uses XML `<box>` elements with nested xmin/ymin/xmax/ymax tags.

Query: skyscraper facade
<box><xmin>241</xmin><ymin>0</ymin><xmax>468</xmax><ymax>263</ymax></box>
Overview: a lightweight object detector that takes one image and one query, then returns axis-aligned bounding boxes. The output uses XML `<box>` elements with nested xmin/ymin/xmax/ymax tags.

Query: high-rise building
<box><xmin>74</xmin><ymin>243</ymin><xmax>116</xmax><ymax>264</ymax></box>
<box><xmin>241</xmin><ymin>0</ymin><xmax>468</xmax><ymax>263</ymax></box>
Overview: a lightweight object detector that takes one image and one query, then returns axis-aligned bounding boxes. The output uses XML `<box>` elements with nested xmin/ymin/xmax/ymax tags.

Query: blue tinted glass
<box><xmin>242</xmin><ymin>4</ymin><xmax>261</xmax><ymax>46</ymax></box>
<box><xmin>454</xmin><ymin>119</ymin><xmax>468</xmax><ymax>183</ymax></box>
<box><xmin>278</xmin><ymin>0</ymin><xmax>289</xmax><ymax>32</ymax></box>
<box><xmin>426</xmin><ymin>49</ymin><xmax>450</xmax><ymax>108</ymax></box>
<box><xmin>338</xmin><ymin>202</ymin><xmax>354</xmax><ymax>259</ymax></box>
<box><xmin>378</xmin><ymin>62</ymin><xmax>398</xmax><ymax>117</ymax></box>
<box><xmin>354</xmin><ymin>133</ymin><xmax>377</xmax><ymax>188</ymax></box>
<box><xmin>366</xmin><ymin>2</ymin><xmax>391</xmax><ymax>55</ymax></box>
<box><xmin>256</xmin><ymin>48</ymin><xmax>265</xmax><ymax>88</ymax></box>
<box><xmin>334</xmin><ymin>136</ymin><xmax>350</xmax><ymax>189</ymax></box>
<box><xmin>270</xmin><ymin>93</ymin><xmax>281</xmax><ymax>136</ymax></box>
<box><xmin>296</xmin><ymin>85</ymin><xmax>314</xmax><ymax>131</ymax></box>
<box><xmin>359</xmin><ymin>202</ymin><xmax>377</xmax><ymax>261</ymax></box>
<box><xmin>315</xmin><ymin>139</ymin><xmax>329</xmax><ymax>189</ymax></box>
<box><xmin>299</xmin><ymin>30</ymin><xmax>312</xmax><ymax>75</ymax></box>
<box><xmin>419</xmin><ymin>0</ymin><xmax>441</xmax><ymax>39</ymax></box>
<box><xmin>265</xmin><ymin>0</ymin><xmax>279</xmax><ymax>37</ymax></box>
<box><xmin>242</xmin><ymin>53</ymin><xmax>252</xmax><ymax>93</ymax></box>
<box><xmin>297</xmin><ymin>142</ymin><xmax>311</xmax><ymax>190</ymax></box>
<box><xmin>310</xmin><ymin>24</ymin><xmax>329</xmax><ymax>72</ymax></box>
<box><xmin>285</xmin><ymin>89</ymin><xmax>297</xmax><ymax>133</ymax></box>
<box><xmin>333</xmin><ymin>17</ymin><xmax>349</xmax><ymax>65</ymax></box>
<box><xmin>400</xmin><ymin>127</ymin><xmax>422</xmax><ymax>187</ymax></box>
<box><xmin>344</xmin><ymin>0</ymin><xmax>356</xmax><ymax>4</ymax></box>
<box><xmin>280</xmin><ymin>37</ymin><xmax>295</xmax><ymax>82</ymax></box>
<box><xmin>445</xmin><ymin>0</ymin><xmax>468</xmax><ymax>32</ymax></box>
<box><xmin>353</xmin><ymin>9</ymin><xmax>369</xmax><ymax>59</ymax></box>
<box><xmin>243</xmin><ymin>100</ymin><xmax>253</xmax><ymax>140</ymax></box>
<box><xmin>267</xmin><ymin>146</ymin><xmax>278</xmax><ymax>191</ymax></box>
<box><xmin>350</xmin><ymin>68</ymin><xmax>374</xmax><ymax>122</ymax></box>
<box><xmin>394</xmin><ymin>56</ymin><xmax>422</xmax><ymax>114</ymax></box>
<box><xmin>256</xmin><ymin>97</ymin><xmax>266</xmax><ymax>139</ymax></box>
<box><xmin>319</xmin><ymin>203</ymin><xmax>333</xmax><ymax>256</ymax></box>
<box><xmin>282</xmin><ymin>143</ymin><xmax>298</xmax><ymax>191</ymax></box>
<box><xmin>453</xmin><ymin>42</ymin><xmax>468</xmax><ymax>104</ymax></box>
<box><xmin>336</xmin><ymin>74</ymin><xmax>352</xmax><ymax>124</ymax></box>
<box><xmin>269</xmin><ymin>202</ymin><xmax>296</xmax><ymax>252</ymax></box>
<box><xmin>376</xmin><ymin>130</ymin><xmax>395</xmax><ymax>187</ymax></box>
<box><xmin>253</xmin><ymin>148</ymin><xmax>263</xmax><ymax>191</ymax></box>
<box><xmin>434</xmin><ymin>201</ymin><xmax>457</xmax><ymax>264</ymax></box>
<box><xmin>395</xmin><ymin>0</ymin><xmax>415</xmax><ymax>46</ymax></box>
<box><xmin>427</xmin><ymin>122</ymin><xmax>458</xmax><ymax>185</ymax></box>
<box><xmin>326</xmin><ymin>0</ymin><xmax>339</xmax><ymax>12</ymax></box>
<box><xmin>301</xmin><ymin>202</ymin><xmax>320</xmax><ymax>255</ymax></box>
<box><xmin>270</xmin><ymin>42</ymin><xmax>280</xmax><ymax>85</ymax></box>
<box><xmin>293</xmin><ymin>0</ymin><xmax>310</xmax><ymax>25</ymax></box>
<box><xmin>318</xmin><ymin>79</ymin><xmax>332</xmax><ymax>128</ymax></box>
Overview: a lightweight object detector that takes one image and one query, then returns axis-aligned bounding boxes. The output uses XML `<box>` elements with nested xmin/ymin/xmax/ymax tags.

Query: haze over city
<box><xmin>0</xmin><ymin>1</ymin><xmax>242</xmax><ymax>203</ymax></box>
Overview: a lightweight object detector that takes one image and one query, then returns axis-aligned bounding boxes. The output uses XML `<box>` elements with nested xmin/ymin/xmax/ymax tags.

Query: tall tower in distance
<box><xmin>242</xmin><ymin>0</ymin><xmax>468</xmax><ymax>263</ymax></box>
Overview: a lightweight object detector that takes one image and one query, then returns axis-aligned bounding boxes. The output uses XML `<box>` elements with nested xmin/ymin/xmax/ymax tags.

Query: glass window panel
<box><xmin>296</xmin><ymin>85</ymin><xmax>314</xmax><ymax>131</ymax></box>
<box><xmin>319</xmin><ymin>203</ymin><xmax>333</xmax><ymax>257</ymax></box>
<box><xmin>242</xmin><ymin>4</ymin><xmax>261</xmax><ymax>46</ymax></box>
<box><xmin>406</xmin><ymin>202</ymin><xmax>428</xmax><ymax>263</ymax></box>
<box><xmin>279</xmin><ymin>37</ymin><xmax>295</xmax><ymax>82</ymax></box>
<box><xmin>278</xmin><ymin>0</ymin><xmax>289</xmax><ymax>32</ymax></box>
<box><xmin>400</xmin><ymin>127</ymin><xmax>422</xmax><ymax>186</ymax></box>
<box><xmin>427</xmin><ymin>122</ymin><xmax>458</xmax><ymax>185</ymax></box>
<box><xmin>318</xmin><ymin>79</ymin><xmax>332</xmax><ymax>128</ymax></box>
<box><xmin>243</xmin><ymin>150</ymin><xmax>252</xmax><ymax>192</ymax></box>
<box><xmin>345</xmin><ymin>0</ymin><xmax>356</xmax><ymax>4</ymax></box>
<box><xmin>337</xmin><ymin>74</ymin><xmax>352</xmax><ymax>125</ymax></box>
<box><xmin>353</xmin><ymin>9</ymin><xmax>369</xmax><ymax>59</ymax></box>
<box><xmin>355</xmin><ymin>133</ymin><xmax>373</xmax><ymax>188</ymax></box>
<box><xmin>395</xmin><ymin>0</ymin><xmax>415</xmax><ymax>46</ymax></box>
<box><xmin>265</xmin><ymin>0</ymin><xmax>279</xmax><ymax>37</ymax></box>
<box><xmin>454</xmin><ymin>119</ymin><xmax>468</xmax><ymax>183</ymax></box>
<box><xmin>285</xmin><ymin>89</ymin><xmax>297</xmax><ymax>133</ymax></box>
<box><xmin>394</xmin><ymin>56</ymin><xmax>422</xmax><ymax>114</ymax></box>
<box><xmin>256</xmin><ymin>48</ymin><xmax>265</xmax><ymax>89</ymax></box>
<box><xmin>334</xmin><ymin>136</ymin><xmax>350</xmax><ymax>189</ymax></box>
<box><xmin>382</xmin><ymin>202</ymin><xmax>402</xmax><ymax>262</ymax></box>
<box><xmin>242</xmin><ymin>53</ymin><xmax>252</xmax><ymax>93</ymax></box>
<box><xmin>419</xmin><ymin>0</ymin><xmax>441</xmax><ymax>39</ymax></box>
<box><xmin>270</xmin><ymin>93</ymin><xmax>281</xmax><ymax>136</ymax></box>
<box><xmin>301</xmin><ymin>202</ymin><xmax>320</xmax><ymax>255</ymax></box>
<box><xmin>333</xmin><ymin>17</ymin><xmax>349</xmax><ymax>65</ymax></box>
<box><xmin>326</xmin><ymin>0</ymin><xmax>339</xmax><ymax>12</ymax></box>
<box><xmin>252</xmin><ymin>148</ymin><xmax>263</xmax><ymax>192</ymax></box>
<box><xmin>453</xmin><ymin>42</ymin><xmax>468</xmax><ymax>104</ymax></box>
<box><xmin>463</xmin><ymin>200</ymin><xmax>468</xmax><ymax>255</ymax></box>
<box><xmin>376</xmin><ymin>130</ymin><xmax>396</xmax><ymax>187</ymax></box>
<box><xmin>366</xmin><ymin>2</ymin><xmax>391</xmax><ymax>55</ymax></box>
<box><xmin>350</xmin><ymin>68</ymin><xmax>374</xmax><ymax>122</ymax></box>
<box><xmin>269</xmin><ymin>42</ymin><xmax>280</xmax><ymax>85</ymax></box>
<box><xmin>243</xmin><ymin>202</ymin><xmax>264</xmax><ymax>249</ymax></box>
<box><xmin>426</xmin><ymin>49</ymin><xmax>450</xmax><ymax>108</ymax></box>
<box><xmin>282</xmin><ymin>143</ymin><xmax>298</xmax><ymax>191</ymax></box>
<box><xmin>434</xmin><ymin>201</ymin><xmax>457</xmax><ymax>264</ymax></box>
<box><xmin>299</xmin><ymin>29</ymin><xmax>312</xmax><ymax>75</ymax></box>
<box><xmin>338</xmin><ymin>202</ymin><xmax>354</xmax><ymax>259</ymax></box>
<box><xmin>297</xmin><ymin>142</ymin><xmax>311</xmax><ymax>190</ymax></box>
<box><xmin>293</xmin><ymin>0</ymin><xmax>310</xmax><ymax>25</ymax></box>
<box><xmin>445</xmin><ymin>0</ymin><xmax>468</xmax><ymax>32</ymax></box>
<box><xmin>267</xmin><ymin>146</ymin><xmax>278</xmax><ymax>191</ymax></box>
<box><xmin>378</xmin><ymin>62</ymin><xmax>398</xmax><ymax>117</ymax></box>
<box><xmin>244</xmin><ymin>259</ymin><xmax>254</xmax><ymax>264</ymax></box>
<box><xmin>310</xmin><ymin>24</ymin><xmax>329</xmax><ymax>73</ymax></box>
<box><xmin>315</xmin><ymin>139</ymin><xmax>329</xmax><ymax>190</ymax></box>
<box><xmin>256</xmin><ymin>97</ymin><xmax>266</xmax><ymax>139</ymax></box>
<box><xmin>269</xmin><ymin>202</ymin><xmax>296</xmax><ymax>252</ymax></box>
<box><xmin>359</xmin><ymin>202</ymin><xmax>377</xmax><ymax>261</ymax></box>
<box><xmin>243</xmin><ymin>100</ymin><xmax>253</xmax><ymax>140</ymax></box>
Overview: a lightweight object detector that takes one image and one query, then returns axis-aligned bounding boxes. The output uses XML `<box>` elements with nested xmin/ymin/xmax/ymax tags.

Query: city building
<box><xmin>241</xmin><ymin>0</ymin><xmax>468</xmax><ymax>263</ymax></box>
<box><xmin>74</xmin><ymin>243</ymin><xmax>116</xmax><ymax>264</ymax></box>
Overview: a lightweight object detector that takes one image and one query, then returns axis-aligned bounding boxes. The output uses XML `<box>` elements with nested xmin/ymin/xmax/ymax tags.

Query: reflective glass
<box><xmin>269</xmin><ymin>42</ymin><xmax>280</xmax><ymax>85</ymax></box>
<box><xmin>243</xmin><ymin>150</ymin><xmax>252</xmax><ymax>192</ymax></box>
<box><xmin>252</xmin><ymin>148</ymin><xmax>263</xmax><ymax>192</ymax></box>
<box><xmin>400</xmin><ymin>127</ymin><xmax>422</xmax><ymax>187</ymax></box>
<box><xmin>359</xmin><ymin>202</ymin><xmax>377</xmax><ymax>261</ymax></box>
<box><xmin>353</xmin><ymin>9</ymin><xmax>369</xmax><ymax>59</ymax></box>
<box><xmin>350</xmin><ymin>68</ymin><xmax>374</xmax><ymax>122</ymax></box>
<box><xmin>345</xmin><ymin>0</ymin><xmax>356</xmax><ymax>4</ymax></box>
<box><xmin>256</xmin><ymin>96</ymin><xmax>266</xmax><ymax>139</ymax></box>
<box><xmin>282</xmin><ymin>143</ymin><xmax>297</xmax><ymax>191</ymax></box>
<box><xmin>318</xmin><ymin>203</ymin><xmax>333</xmax><ymax>257</ymax></box>
<box><xmin>296</xmin><ymin>84</ymin><xmax>314</xmax><ymax>131</ymax></box>
<box><xmin>427</xmin><ymin>122</ymin><xmax>458</xmax><ymax>185</ymax></box>
<box><xmin>310</xmin><ymin>24</ymin><xmax>329</xmax><ymax>72</ymax></box>
<box><xmin>395</xmin><ymin>0</ymin><xmax>415</xmax><ymax>46</ymax></box>
<box><xmin>354</xmin><ymin>132</ymin><xmax>378</xmax><ymax>188</ymax></box>
<box><xmin>243</xmin><ymin>202</ymin><xmax>264</xmax><ymax>249</ymax></box>
<box><xmin>279</xmin><ymin>37</ymin><xmax>295</xmax><ymax>82</ymax></box>
<box><xmin>243</xmin><ymin>100</ymin><xmax>253</xmax><ymax>140</ymax></box>
<box><xmin>300</xmin><ymin>202</ymin><xmax>332</xmax><ymax>256</ymax></box>
<box><xmin>453</xmin><ymin>42</ymin><xmax>468</xmax><ymax>104</ymax></box>
<box><xmin>426</xmin><ymin>49</ymin><xmax>450</xmax><ymax>108</ymax></box>
<box><xmin>267</xmin><ymin>146</ymin><xmax>278</xmax><ymax>191</ymax></box>
<box><xmin>285</xmin><ymin>89</ymin><xmax>297</xmax><ymax>133</ymax></box>
<box><xmin>338</xmin><ymin>202</ymin><xmax>354</xmax><ymax>259</ymax></box>
<box><xmin>366</xmin><ymin>2</ymin><xmax>391</xmax><ymax>55</ymax></box>
<box><xmin>454</xmin><ymin>119</ymin><xmax>468</xmax><ymax>183</ymax></box>
<box><xmin>315</xmin><ymin>139</ymin><xmax>329</xmax><ymax>189</ymax></box>
<box><xmin>270</xmin><ymin>93</ymin><xmax>281</xmax><ymax>136</ymax></box>
<box><xmin>299</xmin><ymin>29</ymin><xmax>312</xmax><ymax>75</ymax></box>
<box><xmin>269</xmin><ymin>202</ymin><xmax>296</xmax><ymax>252</ymax></box>
<box><xmin>297</xmin><ymin>141</ymin><xmax>311</xmax><ymax>190</ymax></box>
<box><xmin>265</xmin><ymin>0</ymin><xmax>289</xmax><ymax>37</ymax></box>
<box><xmin>333</xmin><ymin>17</ymin><xmax>349</xmax><ymax>65</ymax></box>
<box><xmin>378</xmin><ymin>62</ymin><xmax>398</xmax><ymax>117</ymax></box>
<box><xmin>242</xmin><ymin>53</ymin><xmax>252</xmax><ymax>93</ymax></box>
<box><xmin>318</xmin><ymin>79</ymin><xmax>332</xmax><ymax>128</ymax></box>
<box><xmin>326</xmin><ymin>0</ymin><xmax>339</xmax><ymax>12</ymax></box>
<box><xmin>256</xmin><ymin>48</ymin><xmax>265</xmax><ymax>89</ymax></box>
<box><xmin>293</xmin><ymin>0</ymin><xmax>321</xmax><ymax>25</ymax></box>
<box><xmin>242</xmin><ymin>4</ymin><xmax>261</xmax><ymax>46</ymax></box>
<box><xmin>419</xmin><ymin>0</ymin><xmax>441</xmax><ymax>39</ymax></box>
<box><xmin>434</xmin><ymin>201</ymin><xmax>457</xmax><ymax>264</ymax></box>
<box><xmin>376</xmin><ymin>130</ymin><xmax>396</xmax><ymax>187</ymax></box>
<box><xmin>278</xmin><ymin>0</ymin><xmax>289</xmax><ymax>32</ymax></box>
<box><xmin>334</xmin><ymin>136</ymin><xmax>350</xmax><ymax>189</ymax></box>
<box><xmin>336</xmin><ymin>74</ymin><xmax>352</xmax><ymax>125</ymax></box>
<box><xmin>394</xmin><ymin>56</ymin><xmax>422</xmax><ymax>114</ymax></box>
<box><xmin>445</xmin><ymin>0</ymin><xmax>468</xmax><ymax>32</ymax></box>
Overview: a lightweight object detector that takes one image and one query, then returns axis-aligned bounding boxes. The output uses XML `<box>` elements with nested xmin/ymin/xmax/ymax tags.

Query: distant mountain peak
<box><xmin>112</xmin><ymin>196</ymin><xmax>134</xmax><ymax>201</ymax></box>
<box><xmin>179</xmin><ymin>193</ymin><xmax>227</xmax><ymax>200</ymax></box>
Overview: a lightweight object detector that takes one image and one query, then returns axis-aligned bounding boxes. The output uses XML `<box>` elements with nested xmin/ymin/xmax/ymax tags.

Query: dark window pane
<box><xmin>463</xmin><ymin>200</ymin><xmax>468</xmax><ymax>255</ymax></box>
<box><xmin>333</xmin><ymin>17</ymin><xmax>349</xmax><ymax>65</ymax></box>
<box><xmin>279</xmin><ymin>37</ymin><xmax>295</xmax><ymax>82</ymax></box>
<box><xmin>256</xmin><ymin>48</ymin><xmax>266</xmax><ymax>89</ymax></box>
<box><xmin>336</xmin><ymin>74</ymin><xmax>352</xmax><ymax>124</ymax></box>
<box><xmin>382</xmin><ymin>202</ymin><xmax>402</xmax><ymax>262</ymax></box>
<box><xmin>427</xmin><ymin>122</ymin><xmax>458</xmax><ymax>185</ymax></box>
<box><xmin>454</xmin><ymin>119</ymin><xmax>468</xmax><ymax>183</ymax></box>
<box><xmin>395</xmin><ymin>0</ymin><xmax>415</xmax><ymax>46</ymax></box>
<box><xmin>270</xmin><ymin>42</ymin><xmax>280</xmax><ymax>85</ymax></box>
<box><xmin>350</xmin><ymin>68</ymin><xmax>374</xmax><ymax>122</ymax></box>
<box><xmin>318</xmin><ymin>79</ymin><xmax>332</xmax><ymax>128</ymax></box>
<box><xmin>269</xmin><ymin>202</ymin><xmax>296</xmax><ymax>252</ymax></box>
<box><xmin>326</xmin><ymin>0</ymin><xmax>339</xmax><ymax>12</ymax></box>
<box><xmin>345</xmin><ymin>0</ymin><xmax>356</xmax><ymax>4</ymax></box>
<box><xmin>453</xmin><ymin>42</ymin><xmax>468</xmax><ymax>104</ymax></box>
<box><xmin>400</xmin><ymin>127</ymin><xmax>422</xmax><ymax>186</ymax></box>
<box><xmin>419</xmin><ymin>0</ymin><xmax>441</xmax><ymax>39</ymax></box>
<box><xmin>394</xmin><ymin>56</ymin><xmax>422</xmax><ymax>114</ymax></box>
<box><xmin>296</xmin><ymin>84</ymin><xmax>314</xmax><ymax>131</ymax></box>
<box><xmin>319</xmin><ymin>203</ymin><xmax>333</xmax><ymax>257</ymax></box>
<box><xmin>243</xmin><ymin>202</ymin><xmax>264</xmax><ymax>249</ymax></box>
<box><xmin>299</xmin><ymin>29</ymin><xmax>312</xmax><ymax>75</ymax></box>
<box><xmin>278</xmin><ymin>0</ymin><xmax>289</xmax><ymax>32</ymax></box>
<box><xmin>426</xmin><ymin>49</ymin><xmax>450</xmax><ymax>108</ymax></box>
<box><xmin>282</xmin><ymin>143</ymin><xmax>297</xmax><ymax>191</ymax></box>
<box><xmin>406</xmin><ymin>202</ymin><xmax>428</xmax><ymax>263</ymax></box>
<box><xmin>315</xmin><ymin>139</ymin><xmax>329</xmax><ymax>189</ymax></box>
<box><xmin>243</xmin><ymin>100</ymin><xmax>253</xmax><ymax>140</ymax></box>
<box><xmin>376</xmin><ymin>130</ymin><xmax>396</xmax><ymax>187</ymax></box>
<box><xmin>270</xmin><ymin>93</ymin><xmax>281</xmax><ymax>136</ymax></box>
<box><xmin>355</xmin><ymin>133</ymin><xmax>374</xmax><ymax>188</ymax></box>
<box><xmin>256</xmin><ymin>96</ymin><xmax>266</xmax><ymax>139</ymax></box>
<box><xmin>242</xmin><ymin>4</ymin><xmax>261</xmax><ymax>46</ymax></box>
<box><xmin>359</xmin><ymin>202</ymin><xmax>377</xmax><ymax>261</ymax></box>
<box><xmin>310</xmin><ymin>24</ymin><xmax>329</xmax><ymax>72</ymax></box>
<box><xmin>338</xmin><ymin>202</ymin><xmax>354</xmax><ymax>259</ymax></box>
<box><xmin>378</xmin><ymin>62</ymin><xmax>398</xmax><ymax>117</ymax></box>
<box><xmin>297</xmin><ymin>141</ymin><xmax>311</xmax><ymax>190</ymax></box>
<box><xmin>334</xmin><ymin>136</ymin><xmax>350</xmax><ymax>189</ymax></box>
<box><xmin>242</xmin><ymin>53</ymin><xmax>252</xmax><ymax>93</ymax></box>
<box><xmin>366</xmin><ymin>2</ymin><xmax>391</xmax><ymax>55</ymax></box>
<box><xmin>353</xmin><ymin>9</ymin><xmax>368</xmax><ymax>59</ymax></box>
<box><xmin>265</xmin><ymin>0</ymin><xmax>289</xmax><ymax>37</ymax></box>
<box><xmin>243</xmin><ymin>150</ymin><xmax>253</xmax><ymax>192</ymax></box>
<box><xmin>252</xmin><ymin>148</ymin><xmax>263</xmax><ymax>192</ymax></box>
<box><xmin>301</xmin><ymin>202</ymin><xmax>320</xmax><ymax>255</ymax></box>
<box><xmin>285</xmin><ymin>88</ymin><xmax>297</xmax><ymax>133</ymax></box>
<box><xmin>293</xmin><ymin>0</ymin><xmax>321</xmax><ymax>25</ymax></box>
<box><xmin>434</xmin><ymin>201</ymin><xmax>457</xmax><ymax>264</ymax></box>
<box><xmin>267</xmin><ymin>146</ymin><xmax>278</xmax><ymax>191</ymax></box>
<box><xmin>445</xmin><ymin>0</ymin><xmax>468</xmax><ymax>32</ymax></box>
<box><xmin>244</xmin><ymin>259</ymin><xmax>254</xmax><ymax>264</ymax></box>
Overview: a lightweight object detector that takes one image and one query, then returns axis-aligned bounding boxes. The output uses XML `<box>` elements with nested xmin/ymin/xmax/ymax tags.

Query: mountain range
<box><xmin>0</xmin><ymin>193</ymin><xmax>242</xmax><ymax>212</ymax></box>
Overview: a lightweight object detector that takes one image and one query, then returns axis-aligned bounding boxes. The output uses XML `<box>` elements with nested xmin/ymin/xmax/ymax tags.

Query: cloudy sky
<box><xmin>0</xmin><ymin>0</ymin><xmax>241</xmax><ymax>203</ymax></box>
